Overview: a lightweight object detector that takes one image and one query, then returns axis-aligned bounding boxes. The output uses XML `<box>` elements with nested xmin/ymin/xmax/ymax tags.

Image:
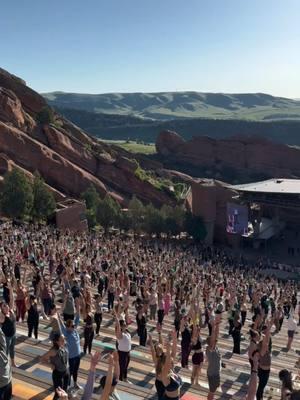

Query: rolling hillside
<box><xmin>52</xmin><ymin>107</ymin><xmax>300</xmax><ymax>146</ymax></box>
<box><xmin>43</xmin><ymin>91</ymin><xmax>300</xmax><ymax>121</ymax></box>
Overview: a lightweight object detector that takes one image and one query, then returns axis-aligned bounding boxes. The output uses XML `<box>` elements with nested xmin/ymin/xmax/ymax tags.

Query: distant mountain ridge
<box><xmin>43</xmin><ymin>91</ymin><xmax>300</xmax><ymax>121</ymax></box>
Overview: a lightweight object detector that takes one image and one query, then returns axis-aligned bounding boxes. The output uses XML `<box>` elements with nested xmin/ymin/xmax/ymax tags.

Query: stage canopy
<box><xmin>231</xmin><ymin>179</ymin><xmax>300</xmax><ymax>195</ymax></box>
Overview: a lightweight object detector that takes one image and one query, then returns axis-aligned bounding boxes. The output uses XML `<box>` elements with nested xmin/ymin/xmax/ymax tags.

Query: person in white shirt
<box><xmin>115</xmin><ymin>317</ymin><xmax>131</xmax><ymax>382</ymax></box>
<box><xmin>287</xmin><ymin>313</ymin><xmax>297</xmax><ymax>351</ymax></box>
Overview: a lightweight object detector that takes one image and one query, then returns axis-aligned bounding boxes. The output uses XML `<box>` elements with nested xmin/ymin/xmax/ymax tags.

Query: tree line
<box><xmin>0</xmin><ymin>170</ymin><xmax>207</xmax><ymax>241</ymax></box>
<box><xmin>0</xmin><ymin>169</ymin><xmax>56</xmax><ymax>222</ymax></box>
<box><xmin>82</xmin><ymin>186</ymin><xmax>207</xmax><ymax>241</ymax></box>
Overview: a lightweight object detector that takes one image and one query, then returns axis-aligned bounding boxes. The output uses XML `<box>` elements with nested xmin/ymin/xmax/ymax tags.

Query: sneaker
<box><xmin>124</xmin><ymin>379</ymin><xmax>132</xmax><ymax>384</ymax></box>
<box><xmin>73</xmin><ymin>383</ymin><xmax>83</xmax><ymax>391</ymax></box>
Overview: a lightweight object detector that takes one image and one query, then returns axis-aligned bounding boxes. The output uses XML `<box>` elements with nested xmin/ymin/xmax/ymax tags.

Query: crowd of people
<box><xmin>0</xmin><ymin>222</ymin><xmax>300</xmax><ymax>400</ymax></box>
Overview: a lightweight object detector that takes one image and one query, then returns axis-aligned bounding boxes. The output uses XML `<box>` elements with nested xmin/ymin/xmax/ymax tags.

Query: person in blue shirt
<box><xmin>57</xmin><ymin>314</ymin><xmax>82</xmax><ymax>391</ymax></box>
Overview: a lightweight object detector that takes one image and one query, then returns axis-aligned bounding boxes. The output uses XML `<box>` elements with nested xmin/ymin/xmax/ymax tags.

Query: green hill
<box><xmin>43</xmin><ymin>91</ymin><xmax>300</xmax><ymax>121</ymax></box>
<box><xmin>54</xmin><ymin>107</ymin><xmax>300</xmax><ymax>146</ymax></box>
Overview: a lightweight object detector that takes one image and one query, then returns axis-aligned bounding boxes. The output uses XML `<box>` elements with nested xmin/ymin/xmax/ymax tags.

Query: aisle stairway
<box><xmin>10</xmin><ymin>286</ymin><xmax>300</xmax><ymax>400</ymax></box>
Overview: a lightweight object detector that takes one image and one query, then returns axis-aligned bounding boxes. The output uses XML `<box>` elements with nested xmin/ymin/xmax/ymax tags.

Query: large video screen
<box><xmin>226</xmin><ymin>203</ymin><xmax>248</xmax><ymax>235</ymax></box>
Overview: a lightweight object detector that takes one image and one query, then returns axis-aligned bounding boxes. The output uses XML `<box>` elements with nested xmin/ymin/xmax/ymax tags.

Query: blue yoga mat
<box><xmin>21</xmin><ymin>345</ymin><xmax>44</xmax><ymax>356</ymax></box>
<box><xmin>116</xmin><ymin>391</ymin><xmax>141</xmax><ymax>400</ymax></box>
<box><xmin>32</xmin><ymin>367</ymin><xmax>52</xmax><ymax>381</ymax></box>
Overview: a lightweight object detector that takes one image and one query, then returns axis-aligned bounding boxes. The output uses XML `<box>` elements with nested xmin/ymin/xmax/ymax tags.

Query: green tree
<box><xmin>118</xmin><ymin>210</ymin><xmax>131</xmax><ymax>231</ymax></box>
<box><xmin>1</xmin><ymin>169</ymin><xmax>33</xmax><ymax>220</ymax></box>
<box><xmin>97</xmin><ymin>195</ymin><xmax>121</xmax><ymax>231</ymax></box>
<box><xmin>184</xmin><ymin>212</ymin><xmax>207</xmax><ymax>241</ymax></box>
<box><xmin>161</xmin><ymin>205</ymin><xmax>185</xmax><ymax>235</ymax></box>
<box><xmin>86</xmin><ymin>208</ymin><xmax>97</xmax><ymax>228</ymax></box>
<box><xmin>143</xmin><ymin>204</ymin><xmax>164</xmax><ymax>235</ymax></box>
<box><xmin>32</xmin><ymin>172</ymin><xmax>56</xmax><ymax>221</ymax></box>
<box><xmin>127</xmin><ymin>195</ymin><xmax>145</xmax><ymax>232</ymax></box>
<box><xmin>81</xmin><ymin>186</ymin><xmax>101</xmax><ymax>229</ymax></box>
<box><xmin>81</xmin><ymin>185</ymin><xmax>100</xmax><ymax>210</ymax></box>
<box><xmin>36</xmin><ymin>106</ymin><xmax>54</xmax><ymax>125</ymax></box>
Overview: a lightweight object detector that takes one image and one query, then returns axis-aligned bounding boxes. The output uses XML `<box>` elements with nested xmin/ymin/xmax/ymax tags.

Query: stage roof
<box><xmin>232</xmin><ymin>179</ymin><xmax>300</xmax><ymax>195</ymax></box>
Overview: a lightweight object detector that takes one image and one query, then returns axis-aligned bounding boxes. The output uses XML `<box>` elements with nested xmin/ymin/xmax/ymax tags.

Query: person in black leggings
<box><xmin>0</xmin><ymin>301</ymin><xmax>17</xmax><ymax>368</ymax></box>
<box><xmin>107</xmin><ymin>283</ymin><xmax>115</xmax><ymax>312</ymax></box>
<box><xmin>157</xmin><ymin>295</ymin><xmax>165</xmax><ymax>326</ymax></box>
<box><xmin>83</xmin><ymin>307</ymin><xmax>94</xmax><ymax>354</ymax></box>
<box><xmin>231</xmin><ymin>315</ymin><xmax>242</xmax><ymax>354</ymax></box>
<box><xmin>256</xmin><ymin>323</ymin><xmax>272</xmax><ymax>400</ymax></box>
<box><xmin>149</xmin><ymin>333</ymin><xmax>165</xmax><ymax>400</ymax></box>
<box><xmin>0</xmin><ymin>327</ymin><xmax>12</xmax><ymax>400</ymax></box>
<box><xmin>180</xmin><ymin>317</ymin><xmax>191</xmax><ymax>368</ymax></box>
<box><xmin>26</xmin><ymin>295</ymin><xmax>39</xmax><ymax>340</ymax></box>
<box><xmin>94</xmin><ymin>295</ymin><xmax>103</xmax><ymax>336</ymax></box>
<box><xmin>136</xmin><ymin>307</ymin><xmax>147</xmax><ymax>346</ymax></box>
<box><xmin>40</xmin><ymin>333</ymin><xmax>69</xmax><ymax>400</ymax></box>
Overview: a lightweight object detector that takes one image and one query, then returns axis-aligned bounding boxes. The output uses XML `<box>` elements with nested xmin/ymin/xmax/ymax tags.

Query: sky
<box><xmin>1</xmin><ymin>0</ymin><xmax>300</xmax><ymax>97</ymax></box>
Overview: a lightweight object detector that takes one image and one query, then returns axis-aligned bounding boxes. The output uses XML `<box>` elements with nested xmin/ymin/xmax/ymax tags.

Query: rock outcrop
<box><xmin>0</xmin><ymin>68</ymin><xmax>175</xmax><ymax>207</ymax></box>
<box><xmin>0</xmin><ymin>68</ymin><xmax>46</xmax><ymax>114</ymax></box>
<box><xmin>156</xmin><ymin>130</ymin><xmax>300</xmax><ymax>181</ymax></box>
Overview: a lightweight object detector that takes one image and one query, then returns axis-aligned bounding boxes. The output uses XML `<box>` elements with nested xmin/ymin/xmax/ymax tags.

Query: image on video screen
<box><xmin>226</xmin><ymin>203</ymin><xmax>248</xmax><ymax>235</ymax></box>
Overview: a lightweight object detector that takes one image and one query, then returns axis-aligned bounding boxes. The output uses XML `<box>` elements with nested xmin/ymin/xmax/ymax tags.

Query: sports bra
<box><xmin>192</xmin><ymin>338</ymin><xmax>202</xmax><ymax>351</ymax></box>
<box><xmin>165</xmin><ymin>374</ymin><xmax>182</xmax><ymax>392</ymax></box>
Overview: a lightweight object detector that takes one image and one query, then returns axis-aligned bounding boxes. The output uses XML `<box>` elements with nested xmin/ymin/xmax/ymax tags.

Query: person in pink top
<box><xmin>164</xmin><ymin>291</ymin><xmax>171</xmax><ymax>316</ymax></box>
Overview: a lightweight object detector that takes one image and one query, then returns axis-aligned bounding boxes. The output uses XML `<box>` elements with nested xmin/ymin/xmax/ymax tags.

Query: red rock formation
<box><xmin>0</xmin><ymin>68</ymin><xmax>175</xmax><ymax>207</ymax></box>
<box><xmin>0</xmin><ymin>68</ymin><xmax>46</xmax><ymax>114</ymax></box>
<box><xmin>0</xmin><ymin>121</ymin><xmax>109</xmax><ymax>198</ymax></box>
<box><xmin>0</xmin><ymin>153</ymin><xmax>65</xmax><ymax>201</ymax></box>
<box><xmin>155</xmin><ymin>130</ymin><xmax>185</xmax><ymax>156</ymax></box>
<box><xmin>0</xmin><ymin>87</ymin><xmax>35</xmax><ymax>131</ymax></box>
<box><xmin>156</xmin><ymin>130</ymin><xmax>300</xmax><ymax>179</ymax></box>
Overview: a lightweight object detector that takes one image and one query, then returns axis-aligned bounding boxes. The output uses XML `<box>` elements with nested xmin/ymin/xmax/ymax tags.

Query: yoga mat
<box><xmin>118</xmin><ymin>391</ymin><xmax>141</xmax><ymax>400</ymax></box>
<box><xmin>32</xmin><ymin>367</ymin><xmax>52</xmax><ymax>381</ymax></box>
<box><xmin>20</xmin><ymin>345</ymin><xmax>44</xmax><ymax>356</ymax></box>
<box><xmin>13</xmin><ymin>383</ymin><xmax>53</xmax><ymax>400</ymax></box>
<box><xmin>181</xmin><ymin>394</ymin><xmax>206</xmax><ymax>400</ymax></box>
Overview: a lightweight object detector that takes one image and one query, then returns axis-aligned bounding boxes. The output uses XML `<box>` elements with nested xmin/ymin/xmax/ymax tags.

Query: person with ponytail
<box><xmin>149</xmin><ymin>331</ymin><xmax>166</xmax><ymax>400</ymax></box>
<box><xmin>40</xmin><ymin>333</ymin><xmax>69</xmax><ymax>400</ymax></box>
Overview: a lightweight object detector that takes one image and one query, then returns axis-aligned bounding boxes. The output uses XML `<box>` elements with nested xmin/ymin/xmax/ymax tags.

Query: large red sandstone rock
<box><xmin>0</xmin><ymin>121</ymin><xmax>109</xmax><ymax>200</ymax></box>
<box><xmin>0</xmin><ymin>68</ymin><xmax>175</xmax><ymax>208</ymax></box>
<box><xmin>155</xmin><ymin>130</ymin><xmax>185</xmax><ymax>156</ymax></box>
<box><xmin>0</xmin><ymin>153</ymin><xmax>65</xmax><ymax>201</ymax></box>
<box><xmin>0</xmin><ymin>68</ymin><xmax>46</xmax><ymax>115</ymax></box>
<box><xmin>42</xmin><ymin>125</ymin><xmax>174</xmax><ymax>206</ymax></box>
<box><xmin>43</xmin><ymin>125</ymin><xmax>98</xmax><ymax>174</ymax></box>
<box><xmin>0</xmin><ymin>87</ymin><xmax>35</xmax><ymax>131</ymax></box>
<box><xmin>156</xmin><ymin>131</ymin><xmax>300</xmax><ymax>178</ymax></box>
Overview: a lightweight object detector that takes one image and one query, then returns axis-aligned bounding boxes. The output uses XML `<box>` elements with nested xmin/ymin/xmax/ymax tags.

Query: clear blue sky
<box><xmin>1</xmin><ymin>0</ymin><xmax>300</xmax><ymax>97</ymax></box>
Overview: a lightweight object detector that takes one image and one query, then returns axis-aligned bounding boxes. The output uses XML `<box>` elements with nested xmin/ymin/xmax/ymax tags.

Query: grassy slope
<box><xmin>102</xmin><ymin>140</ymin><xmax>156</xmax><ymax>154</ymax></box>
<box><xmin>43</xmin><ymin>91</ymin><xmax>300</xmax><ymax>121</ymax></box>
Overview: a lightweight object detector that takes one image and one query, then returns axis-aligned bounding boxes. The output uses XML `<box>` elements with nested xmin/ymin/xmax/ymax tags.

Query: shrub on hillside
<box><xmin>37</xmin><ymin>106</ymin><xmax>54</xmax><ymax>125</ymax></box>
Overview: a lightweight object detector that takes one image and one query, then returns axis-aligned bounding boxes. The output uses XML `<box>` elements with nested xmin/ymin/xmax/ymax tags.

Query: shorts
<box><xmin>192</xmin><ymin>352</ymin><xmax>204</xmax><ymax>365</ymax></box>
<box><xmin>207</xmin><ymin>374</ymin><xmax>220</xmax><ymax>393</ymax></box>
<box><xmin>288</xmin><ymin>330</ymin><xmax>295</xmax><ymax>338</ymax></box>
<box><xmin>155</xmin><ymin>378</ymin><xmax>165</xmax><ymax>400</ymax></box>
